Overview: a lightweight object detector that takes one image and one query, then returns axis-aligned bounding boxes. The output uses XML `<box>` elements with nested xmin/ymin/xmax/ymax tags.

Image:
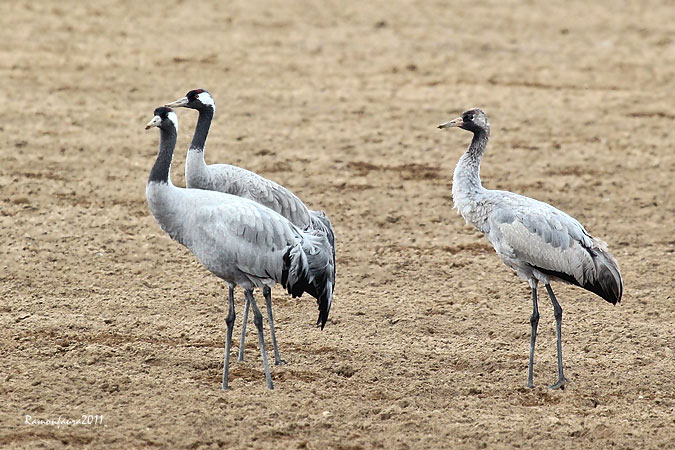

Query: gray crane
<box><xmin>165</xmin><ymin>89</ymin><xmax>335</xmax><ymax>366</ymax></box>
<box><xmin>438</xmin><ymin>108</ymin><xmax>623</xmax><ymax>389</ymax></box>
<box><xmin>145</xmin><ymin>107</ymin><xmax>334</xmax><ymax>390</ymax></box>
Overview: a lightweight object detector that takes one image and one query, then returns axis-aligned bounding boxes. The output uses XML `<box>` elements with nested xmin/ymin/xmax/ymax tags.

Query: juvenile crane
<box><xmin>166</xmin><ymin>89</ymin><xmax>335</xmax><ymax>365</ymax></box>
<box><xmin>438</xmin><ymin>109</ymin><xmax>623</xmax><ymax>389</ymax></box>
<box><xmin>145</xmin><ymin>107</ymin><xmax>334</xmax><ymax>390</ymax></box>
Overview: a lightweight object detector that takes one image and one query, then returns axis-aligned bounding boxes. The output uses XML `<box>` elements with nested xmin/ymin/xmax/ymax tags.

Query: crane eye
<box><xmin>464</xmin><ymin>114</ymin><xmax>473</xmax><ymax>122</ymax></box>
<box><xmin>187</xmin><ymin>89</ymin><xmax>202</xmax><ymax>101</ymax></box>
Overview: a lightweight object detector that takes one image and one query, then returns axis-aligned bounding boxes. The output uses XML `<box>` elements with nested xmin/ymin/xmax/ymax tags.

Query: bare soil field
<box><xmin>1</xmin><ymin>0</ymin><xmax>673</xmax><ymax>448</ymax></box>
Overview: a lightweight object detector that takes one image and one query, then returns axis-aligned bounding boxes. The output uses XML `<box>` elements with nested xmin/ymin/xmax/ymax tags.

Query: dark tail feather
<box><xmin>587</xmin><ymin>248</ymin><xmax>623</xmax><ymax>304</ymax></box>
<box><xmin>303</xmin><ymin>231</ymin><xmax>334</xmax><ymax>329</ymax></box>
<box><xmin>536</xmin><ymin>248</ymin><xmax>623</xmax><ymax>305</ymax></box>
<box><xmin>309</xmin><ymin>210</ymin><xmax>336</xmax><ymax>292</ymax></box>
<box><xmin>305</xmin><ymin>278</ymin><xmax>333</xmax><ymax>329</ymax></box>
<box><xmin>281</xmin><ymin>243</ymin><xmax>309</xmax><ymax>298</ymax></box>
<box><xmin>281</xmin><ymin>232</ymin><xmax>335</xmax><ymax>329</ymax></box>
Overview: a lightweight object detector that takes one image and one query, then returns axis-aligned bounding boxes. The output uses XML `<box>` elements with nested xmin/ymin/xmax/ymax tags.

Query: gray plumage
<box><xmin>187</xmin><ymin>156</ymin><xmax>311</xmax><ymax>228</ymax></box>
<box><xmin>166</xmin><ymin>90</ymin><xmax>336</xmax><ymax>365</ymax></box>
<box><xmin>145</xmin><ymin>107</ymin><xmax>334</xmax><ymax>390</ymax></box>
<box><xmin>439</xmin><ymin>108</ymin><xmax>623</xmax><ymax>389</ymax></box>
<box><xmin>148</xmin><ymin>186</ymin><xmax>333</xmax><ymax>300</ymax></box>
<box><xmin>185</xmin><ymin>157</ymin><xmax>335</xmax><ymax>249</ymax></box>
<box><xmin>166</xmin><ymin>89</ymin><xmax>334</xmax><ymax>239</ymax></box>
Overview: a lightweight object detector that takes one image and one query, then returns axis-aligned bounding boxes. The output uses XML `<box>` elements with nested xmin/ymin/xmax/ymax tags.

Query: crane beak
<box><xmin>438</xmin><ymin>117</ymin><xmax>464</xmax><ymax>129</ymax></box>
<box><xmin>145</xmin><ymin>115</ymin><xmax>162</xmax><ymax>130</ymax></box>
<box><xmin>165</xmin><ymin>97</ymin><xmax>189</xmax><ymax>108</ymax></box>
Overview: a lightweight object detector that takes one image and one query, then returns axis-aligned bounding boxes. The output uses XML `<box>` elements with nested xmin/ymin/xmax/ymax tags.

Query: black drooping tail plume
<box><xmin>536</xmin><ymin>244</ymin><xmax>623</xmax><ymax>305</ymax></box>
<box><xmin>308</xmin><ymin>211</ymin><xmax>337</xmax><ymax>326</ymax></box>
<box><xmin>281</xmin><ymin>230</ymin><xmax>335</xmax><ymax>329</ymax></box>
<box><xmin>309</xmin><ymin>210</ymin><xmax>336</xmax><ymax>287</ymax></box>
<box><xmin>585</xmin><ymin>247</ymin><xmax>623</xmax><ymax>304</ymax></box>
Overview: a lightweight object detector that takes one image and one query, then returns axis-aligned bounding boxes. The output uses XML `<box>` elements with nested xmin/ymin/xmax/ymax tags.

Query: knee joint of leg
<box><xmin>226</xmin><ymin>311</ymin><xmax>236</xmax><ymax>326</ymax></box>
<box><xmin>553</xmin><ymin>304</ymin><xmax>563</xmax><ymax>319</ymax></box>
<box><xmin>253</xmin><ymin>311</ymin><xmax>263</xmax><ymax>328</ymax></box>
<box><xmin>530</xmin><ymin>312</ymin><xmax>540</xmax><ymax>325</ymax></box>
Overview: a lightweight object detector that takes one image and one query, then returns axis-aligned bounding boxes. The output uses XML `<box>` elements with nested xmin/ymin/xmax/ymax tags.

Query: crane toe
<box><xmin>550</xmin><ymin>377</ymin><xmax>568</xmax><ymax>390</ymax></box>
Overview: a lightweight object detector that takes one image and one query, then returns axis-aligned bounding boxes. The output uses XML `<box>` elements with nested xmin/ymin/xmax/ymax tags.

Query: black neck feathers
<box><xmin>189</xmin><ymin>106</ymin><xmax>214</xmax><ymax>152</ymax></box>
<box><xmin>468</xmin><ymin>129</ymin><xmax>489</xmax><ymax>158</ymax></box>
<box><xmin>149</xmin><ymin>125</ymin><xmax>177</xmax><ymax>184</ymax></box>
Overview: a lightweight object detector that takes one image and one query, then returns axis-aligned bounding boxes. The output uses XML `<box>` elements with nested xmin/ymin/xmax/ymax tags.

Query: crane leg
<box><xmin>245</xmin><ymin>289</ymin><xmax>274</xmax><ymax>390</ymax></box>
<box><xmin>237</xmin><ymin>289</ymin><xmax>250</xmax><ymax>362</ymax></box>
<box><xmin>527</xmin><ymin>283</ymin><xmax>540</xmax><ymax>389</ymax></box>
<box><xmin>545</xmin><ymin>284</ymin><xmax>568</xmax><ymax>389</ymax></box>
<box><xmin>222</xmin><ymin>284</ymin><xmax>236</xmax><ymax>390</ymax></box>
<box><xmin>263</xmin><ymin>286</ymin><xmax>286</xmax><ymax>366</ymax></box>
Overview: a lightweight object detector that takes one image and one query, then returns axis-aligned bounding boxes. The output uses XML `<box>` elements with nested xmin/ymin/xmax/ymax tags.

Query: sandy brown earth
<box><xmin>1</xmin><ymin>0</ymin><xmax>674</xmax><ymax>448</ymax></box>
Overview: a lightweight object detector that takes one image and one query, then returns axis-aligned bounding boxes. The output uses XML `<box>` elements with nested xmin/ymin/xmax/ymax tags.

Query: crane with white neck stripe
<box><xmin>145</xmin><ymin>106</ymin><xmax>334</xmax><ymax>390</ymax></box>
<box><xmin>165</xmin><ymin>89</ymin><xmax>336</xmax><ymax>366</ymax></box>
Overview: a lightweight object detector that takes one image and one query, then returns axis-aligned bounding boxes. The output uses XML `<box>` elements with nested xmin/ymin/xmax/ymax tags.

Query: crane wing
<box><xmin>487</xmin><ymin>199</ymin><xmax>597</xmax><ymax>285</ymax></box>
<box><xmin>209</xmin><ymin>164</ymin><xmax>311</xmax><ymax>229</ymax></box>
<box><xmin>186</xmin><ymin>193</ymin><xmax>300</xmax><ymax>283</ymax></box>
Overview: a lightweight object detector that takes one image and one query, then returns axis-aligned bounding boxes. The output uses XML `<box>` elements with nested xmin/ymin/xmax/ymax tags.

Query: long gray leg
<box><xmin>245</xmin><ymin>289</ymin><xmax>274</xmax><ymax>390</ymax></box>
<box><xmin>222</xmin><ymin>284</ymin><xmax>236</xmax><ymax>390</ymax></box>
<box><xmin>527</xmin><ymin>281</ymin><xmax>540</xmax><ymax>389</ymax></box>
<box><xmin>545</xmin><ymin>284</ymin><xmax>568</xmax><ymax>389</ymax></box>
<box><xmin>237</xmin><ymin>291</ymin><xmax>250</xmax><ymax>362</ymax></box>
<box><xmin>263</xmin><ymin>286</ymin><xmax>286</xmax><ymax>366</ymax></box>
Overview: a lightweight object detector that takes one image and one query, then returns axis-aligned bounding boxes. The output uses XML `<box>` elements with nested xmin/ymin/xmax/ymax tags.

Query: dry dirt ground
<box><xmin>1</xmin><ymin>0</ymin><xmax>674</xmax><ymax>448</ymax></box>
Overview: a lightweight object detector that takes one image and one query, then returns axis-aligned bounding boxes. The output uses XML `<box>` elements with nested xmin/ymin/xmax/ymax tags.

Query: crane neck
<box><xmin>148</xmin><ymin>125</ymin><xmax>177</xmax><ymax>185</ymax></box>
<box><xmin>453</xmin><ymin>129</ymin><xmax>489</xmax><ymax>198</ymax></box>
<box><xmin>189</xmin><ymin>106</ymin><xmax>214</xmax><ymax>153</ymax></box>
